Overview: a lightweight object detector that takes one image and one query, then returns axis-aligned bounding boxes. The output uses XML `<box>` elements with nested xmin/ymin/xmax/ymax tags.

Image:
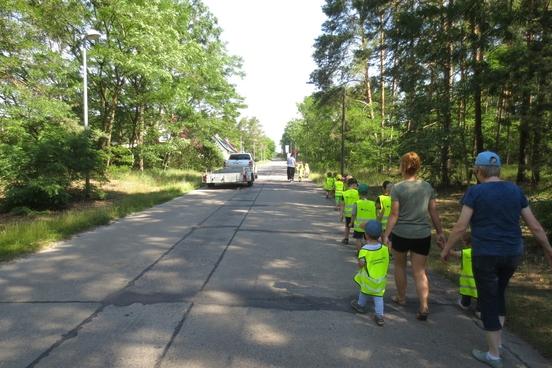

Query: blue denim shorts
<box><xmin>472</xmin><ymin>255</ymin><xmax>521</xmax><ymax>331</ymax></box>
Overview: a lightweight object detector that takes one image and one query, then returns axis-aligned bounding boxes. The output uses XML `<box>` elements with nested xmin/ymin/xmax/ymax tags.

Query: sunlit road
<box><xmin>0</xmin><ymin>161</ymin><xmax>548</xmax><ymax>367</ymax></box>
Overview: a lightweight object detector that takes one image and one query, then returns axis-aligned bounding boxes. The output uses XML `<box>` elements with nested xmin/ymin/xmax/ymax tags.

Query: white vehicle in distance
<box><xmin>224</xmin><ymin>152</ymin><xmax>257</xmax><ymax>179</ymax></box>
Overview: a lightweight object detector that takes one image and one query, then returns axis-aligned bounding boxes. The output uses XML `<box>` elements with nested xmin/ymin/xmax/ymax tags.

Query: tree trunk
<box><xmin>440</xmin><ymin>0</ymin><xmax>453</xmax><ymax>187</ymax></box>
<box><xmin>494</xmin><ymin>89</ymin><xmax>505</xmax><ymax>152</ymax></box>
<box><xmin>361</xmin><ymin>35</ymin><xmax>375</xmax><ymax>119</ymax></box>
<box><xmin>379</xmin><ymin>11</ymin><xmax>386</xmax><ymax>124</ymax></box>
<box><xmin>471</xmin><ymin>14</ymin><xmax>484</xmax><ymax>154</ymax></box>
<box><xmin>135</xmin><ymin>103</ymin><xmax>145</xmax><ymax>172</ymax></box>
<box><xmin>516</xmin><ymin>92</ymin><xmax>531</xmax><ymax>183</ymax></box>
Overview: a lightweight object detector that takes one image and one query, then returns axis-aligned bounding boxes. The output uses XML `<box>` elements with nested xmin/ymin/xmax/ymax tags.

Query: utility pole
<box><xmin>340</xmin><ymin>87</ymin><xmax>346</xmax><ymax>176</ymax></box>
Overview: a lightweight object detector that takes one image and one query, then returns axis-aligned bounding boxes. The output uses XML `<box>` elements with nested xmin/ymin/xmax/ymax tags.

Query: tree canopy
<box><xmin>0</xmin><ymin>0</ymin><xmax>275</xmax><ymax>209</ymax></box>
<box><xmin>283</xmin><ymin>0</ymin><xmax>552</xmax><ymax>186</ymax></box>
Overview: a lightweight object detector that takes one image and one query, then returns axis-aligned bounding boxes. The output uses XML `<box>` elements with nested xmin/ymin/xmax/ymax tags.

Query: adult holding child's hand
<box><xmin>441</xmin><ymin>151</ymin><xmax>552</xmax><ymax>368</ymax></box>
<box><xmin>382</xmin><ymin>152</ymin><xmax>445</xmax><ymax>321</ymax></box>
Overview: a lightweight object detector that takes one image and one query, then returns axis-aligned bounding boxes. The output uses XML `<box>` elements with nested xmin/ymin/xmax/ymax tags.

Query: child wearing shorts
<box><xmin>340</xmin><ymin>178</ymin><xmax>359</xmax><ymax>245</ymax></box>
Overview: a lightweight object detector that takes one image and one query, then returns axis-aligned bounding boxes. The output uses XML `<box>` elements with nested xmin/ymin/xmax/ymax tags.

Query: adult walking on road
<box><xmin>286</xmin><ymin>154</ymin><xmax>296</xmax><ymax>182</ymax></box>
<box><xmin>382</xmin><ymin>152</ymin><xmax>446</xmax><ymax>321</ymax></box>
<box><xmin>440</xmin><ymin>151</ymin><xmax>552</xmax><ymax>368</ymax></box>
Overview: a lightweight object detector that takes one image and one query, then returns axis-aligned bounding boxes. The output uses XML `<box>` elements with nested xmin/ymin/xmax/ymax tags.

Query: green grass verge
<box><xmin>0</xmin><ymin>168</ymin><xmax>201</xmax><ymax>262</ymax></box>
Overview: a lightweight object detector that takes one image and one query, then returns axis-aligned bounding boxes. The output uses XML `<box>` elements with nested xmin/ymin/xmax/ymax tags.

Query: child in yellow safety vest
<box><xmin>351</xmin><ymin>220</ymin><xmax>390</xmax><ymax>326</ymax></box>
<box><xmin>340</xmin><ymin>178</ymin><xmax>359</xmax><ymax>245</ymax></box>
<box><xmin>334</xmin><ymin>174</ymin><xmax>344</xmax><ymax>211</ymax></box>
<box><xmin>297</xmin><ymin>162</ymin><xmax>305</xmax><ymax>181</ymax></box>
<box><xmin>324</xmin><ymin>172</ymin><xmax>335</xmax><ymax>199</ymax></box>
<box><xmin>451</xmin><ymin>233</ymin><xmax>480</xmax><ymax>318</ymax></box>
<box><xmin>351</xmin><ymin>183</ymin><xmax>378</xmax><ymax>251</ymax></box>
<box><xmin>376</xmin><ymin>181</ymin><xmax>393</xmax><ymax>231</ymax></box>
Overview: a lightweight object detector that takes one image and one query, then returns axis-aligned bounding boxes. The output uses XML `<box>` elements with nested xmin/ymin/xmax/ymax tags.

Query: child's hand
<box><xmin>436</xmin><ymin>233</ymin><xmax>446</xmax><ymax>249</ymax></box>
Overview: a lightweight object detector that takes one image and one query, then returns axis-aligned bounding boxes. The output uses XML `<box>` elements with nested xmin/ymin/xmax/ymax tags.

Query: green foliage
<box><xmin>294</xmin><ymin>0</ymin><xmax>552</xmax><ymax>186</ymax></box>
<box><xmin>1</xmin><ymin>128</ymin><xmax>106</xmax><ymax>210</ymax></box>
<box><xmin>0</xmin><ymin>0</ymin><xmax>271</xmax><ymax>209</ymax></box>
<box><xmin>109</xmin><ymin>146</ymin><xmax>134</xmax><ymax>167</ymax></box>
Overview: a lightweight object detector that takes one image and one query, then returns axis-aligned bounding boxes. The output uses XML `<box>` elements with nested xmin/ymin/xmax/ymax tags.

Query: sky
<box><xmin>202</xmin><ymin>0</ymin><xmax>326</xmax><ymax>147</ymax></box>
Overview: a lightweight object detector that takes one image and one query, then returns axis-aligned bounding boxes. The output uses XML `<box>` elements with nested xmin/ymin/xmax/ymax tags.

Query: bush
<box><xmin>3</xmin><ymin>180</ymin><xmax>72</xmax><ymax>210</ymax></box>
<box><xmin>108</xmin><ymin>145</ymin><xmax>134</xmax><ymax>167</ymax></box>
<box><xmin>1</xmin><ymin>127</ymin><xmax>106</xmax><ymax>211</ymax></box>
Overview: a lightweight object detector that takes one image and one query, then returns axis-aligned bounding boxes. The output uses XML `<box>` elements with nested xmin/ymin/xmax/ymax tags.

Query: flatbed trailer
<box><xmin>202</xmin><ymin>166</ymin><xmax>254</xmax><ymax>188</ymax></box>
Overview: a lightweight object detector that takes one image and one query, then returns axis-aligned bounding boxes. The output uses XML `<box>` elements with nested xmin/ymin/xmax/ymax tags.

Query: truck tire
<box><xmin>247</xmin><ymin>180</ymin><xmax>253</xmax><ymax>187</ymax></box>
<box><xmin>207</xmin><ymin>183</ymin><xmax>215</xmax><ymax>188</ymax></box>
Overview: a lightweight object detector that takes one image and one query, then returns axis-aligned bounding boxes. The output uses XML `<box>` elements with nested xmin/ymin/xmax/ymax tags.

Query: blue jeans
<box><xmin>472</xmin><ymin>255</ymin><xmax>521</xmax><ymax>331</ymax></box>
<box><xmin>358</xmin><ymin>292</ymin><xmax>384</xmax><ymax>316</ymax></box>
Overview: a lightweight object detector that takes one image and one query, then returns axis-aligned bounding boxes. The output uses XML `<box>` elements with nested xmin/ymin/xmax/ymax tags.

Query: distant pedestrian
<box><xmin>351</xmin><ymin>183</ymin><xmax>377</xmax><ymax>251</ymax></box>
<box><xmin>377</xmin><ymin>181</ymin><xmax>393</xmax><ymax>231</ymax></box>
<box><xmin>334</xmin><ymin>174</ymin><xmax>344</xmax><ymax>211</ymax></box>
<box><xmin>382</xmin><ymin>152</ymin><xmax>446</xmax><ymax>321</ymax></box>
<box><xmin>440</xmin><ymin>151</ymin><xmax>552</xmax><ymax>368</ymax></box>
<box><xmin>448</xmin><ymin>232</ymin><xmax>480</xmax><ymax>318</ymax></box>
<box><xmin>324</xmin><ymin>172</ymin><xmax>335</xmax><ymax>199</ymax></box>
<box><xmin>351</xmin><ymin>220</ymin><xmax>390</xmax><ymax>327</ymax></box>
<box><xmin>340</xmin><ymin>178</ymin><xmax>359</xmax><ymax>245</ymax></box>
<box><xmin>304</xmin><ymin>163</ymin><xmax>310</xmax><ymax>178</ymax></box>
<box><xmin>286</xmin><ymin>154</ymin><xmax>296</xmax><ymax>181</ymax></box>
<box><xmin>297</xmin><ymin>162</ymin><xmax>305</xmax><ymax>181</ymax></box>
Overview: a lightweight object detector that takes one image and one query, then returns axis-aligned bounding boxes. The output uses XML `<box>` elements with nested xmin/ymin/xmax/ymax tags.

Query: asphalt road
<box><xmin>0</xmin><ymin>161</ymin><xmax>549</xmax><ymax>368</ymax></box>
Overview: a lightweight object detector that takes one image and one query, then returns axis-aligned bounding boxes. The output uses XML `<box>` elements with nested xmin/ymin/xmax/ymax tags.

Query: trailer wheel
<box><xmin>247</xmin><ymin>180</ymin><xmax>253</xmax><ymax>187</ymax></box>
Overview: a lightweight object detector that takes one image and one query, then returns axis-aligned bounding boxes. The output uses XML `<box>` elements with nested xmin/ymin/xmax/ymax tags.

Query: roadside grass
<box><xmin>313</xmin><ymin>167</ymin><xmax>552</xmax><ymax>359</ymax></box>
<box><xmin>0</xmin><ymin>168</ymin><xmax>201</xmax><ymax>262</ymax></box>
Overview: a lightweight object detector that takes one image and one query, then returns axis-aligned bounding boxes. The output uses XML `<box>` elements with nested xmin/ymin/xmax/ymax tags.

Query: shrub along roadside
<box><xmin>0</xmin><ymin>169</ymin><xmax>201</xmax><ymax>262</ymax></box>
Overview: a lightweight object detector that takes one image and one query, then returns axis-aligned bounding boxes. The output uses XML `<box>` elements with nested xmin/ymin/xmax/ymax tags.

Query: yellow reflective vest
<box><xmin>324</xmin><ymin>177</ymin><xmax>335</xmax><ymax>191</ymax></box>
<box><xmin>354</xmin><ymin>244</ymin><xmax>390</xmax><ymax>297</ymax></box>
<box><xmin>342</xmin><ymin>188</ymin><xmax>359</xmax><ymax>218</ymax></box>
<box><xmin>335</xmin><ymin>180</ymin><xmax>344</xmax><ymax>199</ymax></box>
<box><xmin>378</xmin><ymin>195</ymin><xmax>392</xmax><ymax>229</ymax></box>
<box><xmin>459</xmin><ymin>248</ymin><xmax>478</xmax><ymax>298</ymax></box>
<box><xmin>353</xmin><ymin>199</ymin><xmax>377</xmax><ymax>233</ymax></box>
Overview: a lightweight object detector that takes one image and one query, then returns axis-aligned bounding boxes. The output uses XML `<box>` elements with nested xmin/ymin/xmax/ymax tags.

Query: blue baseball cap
<box><xmin>475</xmin><ymin>151</ymin><xmax>501</xmax><ymax>167</ymax></box>
<box><xmin>364</xmin><ymin>220</ymin><xmax>382</xmax><ymax>239</ymax></box>
<box><xmin>358</xmin><ymin>183</ymin><xmax>369</xmax><ymax>194</ymax></box>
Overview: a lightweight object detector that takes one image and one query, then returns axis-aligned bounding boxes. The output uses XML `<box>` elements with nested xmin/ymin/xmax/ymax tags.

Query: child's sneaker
<box><xmin>350</xmin><ymin>300</ymin><xmax>367</xmax><ymax>314</ymax></box>
<box><xmin>457</xmin><ymin>297</ymin><xmax>470</xmax><ymax>311</ymax></box>
<box><xmin>374</xmin><ymin>315</ymin><xmax>385</xmax><ymax>326</ymax></box>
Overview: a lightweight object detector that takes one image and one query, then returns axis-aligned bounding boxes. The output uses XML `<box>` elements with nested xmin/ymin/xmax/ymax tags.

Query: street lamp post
<box><xmin>81</xmin><ymin>29</ymin><xmax>102</xmax><ymax>197</ymax></box>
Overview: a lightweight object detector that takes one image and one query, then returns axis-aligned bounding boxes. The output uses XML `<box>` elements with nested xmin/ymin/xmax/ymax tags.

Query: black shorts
<box><xmin>391</xmin><ymin>233</ymin><xmax>431</xmax><ymax>256</ymax></box>
<box><xmin>352</xmin><ymin>231</ymin><xmax>364</xmax><ymax>239</ymax></box>
<box><xmin>345</xmin><ymin>217</ymin><xmax>352</xmax><ymax>228</ymax></box>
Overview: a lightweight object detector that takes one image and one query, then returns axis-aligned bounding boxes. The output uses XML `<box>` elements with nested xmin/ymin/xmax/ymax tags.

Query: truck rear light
<box><xmin>248</xmin><ymin>160</ymin><xmax>253</xmax><ymax>167</ymax></box>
